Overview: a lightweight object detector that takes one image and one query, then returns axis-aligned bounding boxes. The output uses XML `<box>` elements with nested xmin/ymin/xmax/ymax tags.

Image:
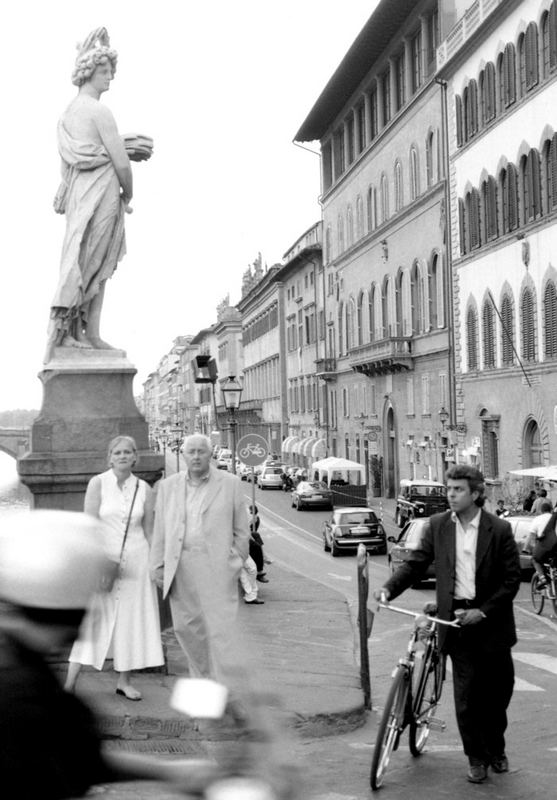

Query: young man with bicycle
<box><xmin>376</xmin><ymin>465</ymin><xmax>521</xmax><ymax>784</ymax></box>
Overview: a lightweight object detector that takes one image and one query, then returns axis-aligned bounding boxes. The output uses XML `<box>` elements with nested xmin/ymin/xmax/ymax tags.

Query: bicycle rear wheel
<box><xmin>370</xmin><ymin>664</ymin><xmax>410</xmax><ymax>791</ymax></box>
<box><xmin>409</xmin><ymin>650</ymin><xmax>444</xmax><ymax>756</ymax></box>
<box><xmin>531</xmin><ymin>574</ymin><xmax>545</xmax><ymax>615</ymax></box>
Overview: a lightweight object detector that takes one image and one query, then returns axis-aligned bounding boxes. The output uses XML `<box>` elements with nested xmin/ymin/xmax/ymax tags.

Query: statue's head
<box><xmin>72</xmin><ymin>27</ymin><xmax>118</xmax><ymax>87</ymax></box>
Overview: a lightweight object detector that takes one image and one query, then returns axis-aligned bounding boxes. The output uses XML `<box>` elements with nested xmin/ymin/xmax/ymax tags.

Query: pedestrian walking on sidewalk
<box><xmin>376</xmin><ymin>465</ymin><xmax>521</xmax><ymax>785</ymax></box>
<box><xmin>0</xmin><ymin>511</ymin><xmax>217</xmax><ymax>799</ymax></box>
<box><xmin>239</xmin><ymin>555</ymin><xmax>264</xmax><ymax>605</ymax></box>
<box><xmin>150</xmin><ymin>434</ymin><xmax>249</xmax><ymax>681</ymax></box>
<box><xmin>248</xmin><ymin>504</ymin><xmax>269</xmax><ymax>583</ymax></box>
<box><xmin>65</xmin><ymin>435</ymin><xmax>164</xmax><ymax>700</ymax></box>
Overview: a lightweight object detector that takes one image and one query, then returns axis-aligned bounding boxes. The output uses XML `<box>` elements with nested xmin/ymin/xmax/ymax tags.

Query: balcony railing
<box><xmin>437</xmin><ymin>0</ymin><xmax>503</xmax><ymax>68</ymax></box>
<box><xmin>349</xmin><ymin>337</ymin><xmax>413</xmax><ymax>376</ymax></box>
<box><xmin>314</xmin><ymin>357</ymin><xmax>337</xmax><ymax>379</ymax></box>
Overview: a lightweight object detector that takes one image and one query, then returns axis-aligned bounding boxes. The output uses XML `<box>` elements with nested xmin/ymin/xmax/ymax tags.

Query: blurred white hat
<box><xmin>0</xmin><ymin>511</ymin><xmax>108</xmax><ymax>609</ymax></box>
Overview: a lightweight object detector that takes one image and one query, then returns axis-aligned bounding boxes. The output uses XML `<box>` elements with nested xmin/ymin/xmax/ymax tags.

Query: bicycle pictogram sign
<box><xmin>236</xmin><ymin>434</ymin><xmax>269</xmax><ymax>466</ymax></box>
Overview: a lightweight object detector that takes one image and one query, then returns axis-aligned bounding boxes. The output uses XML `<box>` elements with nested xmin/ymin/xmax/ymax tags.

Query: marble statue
<box><xmin>45</xmin><ymin>28</ymin><xmax>152</xmax><ymax>362</ymax></box>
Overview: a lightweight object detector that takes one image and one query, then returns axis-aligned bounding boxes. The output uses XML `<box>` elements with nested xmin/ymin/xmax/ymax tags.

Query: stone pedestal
<box><xmin>18</xmin><ymin>348</ymin><xmax>164</xmax><ymax>510</ymax></box>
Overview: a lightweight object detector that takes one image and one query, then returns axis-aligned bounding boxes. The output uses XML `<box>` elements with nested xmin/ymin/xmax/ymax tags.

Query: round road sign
<box><xmin>236</xmin><ymin>434</ymin><xmax>269</xmax><ymax>466</ymax></box>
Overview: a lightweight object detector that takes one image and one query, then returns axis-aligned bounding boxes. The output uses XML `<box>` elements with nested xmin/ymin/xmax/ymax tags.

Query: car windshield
<box><xmin>409</xmin><ymin>485</ymin><xmax>447</xmax><ymax>498</ymax></box>
<box><xmin>336</xmin><ymin>511</ymin><xmax>377</xmax><ymax>525</ymax></box>
<box><xmin>265</xmin><ymin>468</ymin><xmax>283</xmax><ymax>475</ymax></box>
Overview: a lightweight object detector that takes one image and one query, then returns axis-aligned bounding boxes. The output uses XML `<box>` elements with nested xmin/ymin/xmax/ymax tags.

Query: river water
<box><xmin>0</xmin><ymin>451</ymin><xmax>32</xmax><ymax>517</ymax></box>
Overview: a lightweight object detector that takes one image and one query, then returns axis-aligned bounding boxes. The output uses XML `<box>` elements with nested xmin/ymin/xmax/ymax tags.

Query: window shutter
<box><xmin>508</xmin><ymin>164</ymin><xmax>518</xmax><ymax>230</ymax></box>
<box><xmin>458</xmin><ymin>198</ymin><xmax>466</xmax><ymax>255</ymax></box>
<box><xmin>550</xmin><ymin>3</ymin><xmax>557</xmax><ymax>70</ymax></box>
<box><xmin>501</xmin><ymin>295</ymin><xmax>514</xmax><ymax>365</ymax></box>
<box><xmin>455</xmin><ymin>95</ymin><xmax>463</xmax><ymax>147</ymax></box>
<box><xmin>551</xmin><ymin>135</ymin><xmax>557</xmax><ymax>209</ymax></box>
<box><xmin>482</xmin><ymin>301</ymin><xmax>495</xmax><ymax>368</ymax></box>
<box><xmin>522</xmin><ymin>288</ymin><xmax>536</xmax><ymax>362</ymax></box>
<box><xmin>530</xmin><ymin>150</ymin><xmax>542</xmax><ymax>219</ymax></box>
<box><xmin>505</xmin><ymin>44</ymin><xmax>516</xmax><ymax>105</ymax></box>
<box><xmin>467</xmin><ymin>308</ymin><xmax>478</xmax><ymax>370</ymax></box>
<box><xmin>526</xmin><ymin>23</ymin><xmax>539</xmax><ymax>89</ymax></box>
<box><xmin>544</xmin><ymin>281</ymin><xmax>557</xmax><ymax>358</ymax></box>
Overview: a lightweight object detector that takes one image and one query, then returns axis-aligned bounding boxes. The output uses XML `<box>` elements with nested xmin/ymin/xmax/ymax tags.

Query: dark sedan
<box><xmin>387</xmin><ymin>518</ymin><xmax>435</xmax><ymax>584</ymax></box>
<box><xmin>291</xmin><ymin>480</ymin><xmax>333</xmax><ymax>510</ymax></box>
<box><xmin>322</xmin><ymin>506</ymin><xmax>386</xmax><ymax>556</ymax></box>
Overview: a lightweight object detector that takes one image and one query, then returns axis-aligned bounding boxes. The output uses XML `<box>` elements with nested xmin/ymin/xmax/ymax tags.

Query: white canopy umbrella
<box><xmin>508</xmin><ymin>466</ymin><xmax>557</xmax><ymax>480</ymax></box>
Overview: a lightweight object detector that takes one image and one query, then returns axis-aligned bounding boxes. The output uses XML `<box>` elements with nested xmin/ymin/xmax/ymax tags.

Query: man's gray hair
<box><xmin>182</xmin><ymin>434</ymin><xmax>212</xmax><ymax>453</ymax></box>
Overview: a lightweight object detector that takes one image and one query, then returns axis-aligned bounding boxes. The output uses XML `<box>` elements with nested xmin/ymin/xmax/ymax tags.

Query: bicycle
<box><xmin>370</xmin><ymin>602</ymin><xmax>459</xmax><ymax>791</ymax></box>
<box><xmin>530</xmin><ymin>558</ymin><xmax>557</xmax><ymax>616</ymax></box>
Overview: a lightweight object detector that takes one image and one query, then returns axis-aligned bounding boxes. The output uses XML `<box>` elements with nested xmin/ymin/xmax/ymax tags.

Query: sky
<box><xmin>1</xmin><ymin>0</ymin><xmax>379</xmax><ymax>410</ymax></box>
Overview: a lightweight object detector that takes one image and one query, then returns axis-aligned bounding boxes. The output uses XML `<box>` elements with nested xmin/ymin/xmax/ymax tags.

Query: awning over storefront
<box><xmin>311</xmin><ymin>438</ymin><xmax>327</xmax><ymax>460</ymax></box>
<box><xmin>281</xmin><ymin>436</ymin><xmax>300</xmax><ymax>454</ymax></box>
<box><xmin>300</xmin><ymin>437</ymin><xmax>318</xmax><ymax>457</ymax></box>
<box><xmin>291</xmin><ymin>439</ymin><xmax>302</xmax><ymax>454</ymax></box>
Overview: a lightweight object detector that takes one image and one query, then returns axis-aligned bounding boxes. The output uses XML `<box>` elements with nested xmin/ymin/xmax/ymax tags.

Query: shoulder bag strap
<box><xmin>118</xmin><ymin>479</ymin><xmax>140</xmax><ymax>562</ymax></box>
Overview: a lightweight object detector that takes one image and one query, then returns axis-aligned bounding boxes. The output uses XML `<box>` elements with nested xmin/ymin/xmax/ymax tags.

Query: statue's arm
<box><xmin>94</xmin><ymin>105</ymin><xmax>133</xmax><ymax>204</ymax></box>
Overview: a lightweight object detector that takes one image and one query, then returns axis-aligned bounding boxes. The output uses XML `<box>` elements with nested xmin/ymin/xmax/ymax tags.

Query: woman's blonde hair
<box><xmin>107</xmin><ymin>435</ymin><xmax>138</xmax><ymax>468</ymax></box>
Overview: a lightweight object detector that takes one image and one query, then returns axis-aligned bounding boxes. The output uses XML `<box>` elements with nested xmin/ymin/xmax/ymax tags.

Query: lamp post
<box><xmin>160</xmin><ymin>429</ymin><xmax>169</xmax><ymax>477</ymax></box>
<box><xmin>222</xmin><ymin>375</ymin><xmax>243</xmax><ymax>476</ymax></box>
<box><xmin>170</xmin><ymin>423</ymin><xmax>184</xmax><ymax>474</ymax></box>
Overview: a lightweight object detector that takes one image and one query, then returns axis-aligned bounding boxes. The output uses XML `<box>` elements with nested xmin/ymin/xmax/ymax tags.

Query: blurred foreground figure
<box><xmin>0</xmin><ymin>511</ymin><xmax>216</xmax><ymax>799</ymax></box>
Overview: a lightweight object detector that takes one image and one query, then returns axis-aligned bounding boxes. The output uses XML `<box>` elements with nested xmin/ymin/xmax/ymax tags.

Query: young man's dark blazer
<box><xmin>383</xmin><ymin>508</ymin><xmax>522</xmax><ymax>652</ymax></box>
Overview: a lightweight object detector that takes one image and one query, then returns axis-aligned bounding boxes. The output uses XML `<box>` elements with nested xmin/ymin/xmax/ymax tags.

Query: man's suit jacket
<box><xmin>384</xmin><ymin>509</ymin><xmax>521</xmax><ymax>651</ymax></box>
<box><xmin>150</xmin><ymin>467</ymin><xmax>250</xmax><ymax>599</ymax></box>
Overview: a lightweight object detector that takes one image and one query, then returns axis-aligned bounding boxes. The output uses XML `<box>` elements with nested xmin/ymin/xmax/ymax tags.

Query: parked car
<box><xmin>322</xmin><ymin>506</ymin><xmax>386</xmax><ymax>556</ymax></box>
<box><xmin>291</xmin><ymin>480</ymin><xmax>333</xmax><ymax>510</ymax></box>
<box><xmin>506</xmin><ymin>515</ymin><xmax>535</xmax><ymax>578</ymax></box>
<box><xmin>258</xmin><ymin>464</ymin><xmax>284</xmax><ymax>489</ymax></box>
<box><xmin>216</xmin><ymin>448</ymin><xmax>232</xmax><ymax>470</ymax></box>
<box><xmin>387</xmin><ymin>518</ymin><xmax>435</xmax><ymax>584</ymax></box>
<box><xmin>394</xmin><ymin>479</ymin><xmax>449</xmax><ymax>527</ymax></box>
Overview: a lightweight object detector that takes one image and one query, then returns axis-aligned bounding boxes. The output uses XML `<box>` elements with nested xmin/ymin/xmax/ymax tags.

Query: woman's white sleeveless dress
<box><xmin>69</xmin><ymin>470</ymin><xmax>164</xmax><ymax>672</ymax></box>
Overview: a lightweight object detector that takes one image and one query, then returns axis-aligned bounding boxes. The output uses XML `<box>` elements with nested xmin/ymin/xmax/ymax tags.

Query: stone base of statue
<box><xmin>17</xmin><ymin>348</ymin><xmax>164</xmax><ymax>510</ymax></box>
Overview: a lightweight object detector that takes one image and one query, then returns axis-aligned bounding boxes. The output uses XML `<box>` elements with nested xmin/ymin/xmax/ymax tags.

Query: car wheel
<box><xmin>296</xmin><ymin>499</ymin><xmax>303</xmax><ymax>511</ymax></box>
<box><xmin>323</xmin><ymin>534</ymin><xmax>330</xmax><ymax>552</ymax></box>
<box><xmin>291</xmin><ymin>498</ymin><xmax>296</xmax><ymax>508</ymax></box>
<box><xmin>331</xmin><ymin>538</ymin><xmax>340</xmax><ymax>557</ymax></box>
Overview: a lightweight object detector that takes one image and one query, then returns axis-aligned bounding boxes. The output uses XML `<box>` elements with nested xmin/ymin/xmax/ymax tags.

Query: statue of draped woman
<box><xmin>45</xmin><ymin>28</ymin><xmax>152</xmax><ymax>362</ymax></box>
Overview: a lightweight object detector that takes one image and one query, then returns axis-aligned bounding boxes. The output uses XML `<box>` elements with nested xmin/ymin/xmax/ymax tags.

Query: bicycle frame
<box><xmin>370</xmin><ymin>604</ymin><xmax>458</xmax><ymax>791</ymax></box>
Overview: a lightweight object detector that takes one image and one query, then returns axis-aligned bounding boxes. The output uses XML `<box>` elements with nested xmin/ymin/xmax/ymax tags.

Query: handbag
<box><xmin>99</xmin><ymin>480</ymin><xmax>140</xmax><ymax>592</ymax></box>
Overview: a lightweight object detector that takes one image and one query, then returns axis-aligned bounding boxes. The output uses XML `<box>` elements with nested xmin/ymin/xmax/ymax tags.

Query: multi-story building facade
<box><xmin>296</xmin><ymin>0</ymin><xmax>451</xmax><ymax>497</ymax></box>
<box><xmin>438</xmin><ymin>0</ymin><xmax>557</xmax><ymax>496</ymax></box>
<box><xmin>278</xmin><ymin>222</ymin><xmax>328</xmax><ymax>466</ymax></box>
<box><xmin>236</xmin><ymin>258</ymin><xmax>285</xmax><ymax>455</ymax></box>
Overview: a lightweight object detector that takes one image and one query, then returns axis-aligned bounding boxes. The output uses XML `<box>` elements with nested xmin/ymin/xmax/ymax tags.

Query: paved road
<box><xmin>93</xmin><ymin>475</ymin><xmax>557</xmax><ymax>799</ymax></box>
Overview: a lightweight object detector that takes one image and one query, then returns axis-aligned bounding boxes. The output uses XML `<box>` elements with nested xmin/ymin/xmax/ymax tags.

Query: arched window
<box><xmin>429</xmin><ymin>254</ymin><xmax>443</xmax><ymax>328</ymax></box>
<box><xmin>521</xmin><ymin>149</ymin><xmax>542</xmax><ymax>223</ymax></box>
<box><xmin>525</xmin><ymin>22</ymin><xmax>539</xmax><ymax>90</ymax></box>
<box><xmin>482</xmin><ymin>298</ymin><xmax>496</xmax><ymax>368</ymax></box>
<box><xmin>499</xmin><ymin>164</ymin><xmax>519</xmax><ymax>234</ymax></box>
<box><xmin>545</xmin><ymin>134</ymin><xmax>557</xmax><ymax>212</ymax></box>
<box><xmin>346</xmin><ymin>298</ymin><xmax>354</xmax><ymax>350</ymax></box>
<box><xmin>401</xmin><ymin>270</ymin><xmax>412</xmax><ymax>335</ymax></box>
<box><xmin>464</xmin><ymin>79</ymin><xmax>478</xmax><ymax>140</ymax></box>
<box><xmin>368</xmin><ymin>286</ymin><xmax>375</xmax><ymax>342</ymax></box>
<box><xmin>465</xmin><ymin>188</ymin><xmax>481</xmax><ymax>249</ymax></box>
<box><xmin>482</xmin><ymin>175</ymin><xmax>498</xmax><ymax>241</ymax></box>
<box><xmin>395</xmin><ymin>271</ymin><xmax>403</xmax><ymax>337</ymax></box>
<box><xmin>410</xmin><ymin>146</ymin><xmax>419</xmax><ymax>200</ymax></box>
<box><xmin>325</xmin><ymin>225</ymin><xmax>332</xmax><ymax>264</ymax></box>
<box><xmin>480</xmin><ymin>62</ymin><xmax>496</xmax><ymax>124</ymax></box>
<box><xmin>542</xmin><ymin>6</ymin><xmax>557</xmax><ymax>76</ymax></box>
<box><xmin>356</xmin><ymin>195</ymin><xmax>364</xmax><ymax>239</ymax></box>
<box><xmin>338</xmin><ymin>301</ymin><xmax>344</xmax><ymax>355</ymax></box>
<box><xmin>524</xmin><ymin>419</ymin><xmax>543</xmax><ymax>467</ymax></box>
<box><xmin>458</xmin><ymin>198</ymin><xmax>467</xmax><ymax>254</ymax></box>
<box><xmin>380</xmin><ymin>173</ymin><xmax>389</xmax><ymax>222</ymax></box>
<box><xmin>521</xmin><ymin>286</ymin><xmax>537</xmax><ymax>362</ymax></box>
<box><xmin>455</xmin><ymin>94</ymin><xmax>464</xmax><ymax>147</ymax></box>
<box><xmin>357</xmin><ymin>291</ymin><xmax>365</xmax><ymax>346</ymax></box>
<box><xmin>410</xmin><ymin>262</ymin><xmax>425</xmax><ymax>334</ymax></box>
<box><xmin>394</xmin><ymin>160</ymin><xmax>403</xmax><ymax>211</ymax></box>
<box><xmin>518</xmin><ymin>33</ymin><xmax>527</xmax><ymax>96</ymax></box>
<box><xmin>383</xmin><ymin>277</ymin><xmax>397</xmax><ymax>337</ymax></box>
<box><xmin>544</xmin><ymin>279</ymin><xmax>557</xmax><ymax>358</ymax></box>
<box><xmin>467</xmin><ymin>305</ymin><xmax>479</xmax><ymax>370</ymax></box>
<box><xmin>500</xmin><ymin>293</ymin><xmax>515</xmax><ymax>366</ymax></box>
<box><xmin>499</xmin><ymin>43</ymin><xmax>516</xmax><ymax>109</ymax></box>
<box><xmin>366</xmin><ymin>187</ymin><xmax>373</xmax><ymax>232</ymax></box>
<box><xmin>346</xmin><ymin>205</ymin><xmax>354</xmax><ymax>248</ymax></box>
<box><xmin>337</xmin><ymin>214</ymin><xmax>345</xmax><ymax>253</ymax></box>
<box><xmin>425</xmin><ymin>131</ymin><xmax>434</xmax><ymax>186</ymax></box>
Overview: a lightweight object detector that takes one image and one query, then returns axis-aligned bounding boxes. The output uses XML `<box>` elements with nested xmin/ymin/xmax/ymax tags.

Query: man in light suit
<box><xmin>377</xmin><ymin>465</ymin><xmax>521</xmax><ymax>784</ymax></box>
<box><xmin>150</xmin><ymin>434</ymin><xmax>249</xmax><ymax>682</ymax></box>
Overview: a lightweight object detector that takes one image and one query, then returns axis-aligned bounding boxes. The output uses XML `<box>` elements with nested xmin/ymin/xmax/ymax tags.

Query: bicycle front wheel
<box><xmin>370</xmin><ymin>664</ymin><xmax>410</xmax><ymax>791</ymax></box>
<box><xmin>531</xmin><ymin>574</ymin><xmax>545</xmax><ymax>615</ymax></box>
<box><xmin>409</xmin><ymin>651</ymin><xmax>444</xmax><ymax>756</ymax></box>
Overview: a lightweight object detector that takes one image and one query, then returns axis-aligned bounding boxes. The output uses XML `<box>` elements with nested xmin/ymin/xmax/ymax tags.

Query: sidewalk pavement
<box><xmin>56</xmin><ymin>564</ymin><xmax>366</xmax><ymax>746</ymax></box>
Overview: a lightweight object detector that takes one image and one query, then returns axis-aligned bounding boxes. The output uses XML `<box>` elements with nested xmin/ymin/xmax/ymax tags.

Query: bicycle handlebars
<box><xmin>376</xmin><ymin>601</ymin><xmax>461</xmax><ymax>628</ymax></box>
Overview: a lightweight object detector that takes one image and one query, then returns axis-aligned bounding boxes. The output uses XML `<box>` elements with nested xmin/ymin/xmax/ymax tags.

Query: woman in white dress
<box><xmin>65</xmin><ymin>435</ymin><xmax>164</xmax><ymax>699</ymax></box>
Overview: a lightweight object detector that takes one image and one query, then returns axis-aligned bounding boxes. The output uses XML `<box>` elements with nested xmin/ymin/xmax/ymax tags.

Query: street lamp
<box><xmin>222</xmin><ymin>375</ymin><xmax>243</xmax><ymax>475</ymax></box>
<box><xmin>438</xmin><ymin>406</ymin><xmax>449</xmax><ymax>431</ymax></box>
<box><xmin>170</xmin><ymin>423</ymin><xmax>184</xmax><ymax>474</ymax></box>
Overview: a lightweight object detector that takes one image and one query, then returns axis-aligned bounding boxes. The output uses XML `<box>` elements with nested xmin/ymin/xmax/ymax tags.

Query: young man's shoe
<box><xmin>467</xmin><ymin>763</ymin><xmax>488</xmax><ymax>783</ymax></box>
<box><xmin>244</xmin><ymin>599</ymin><xmax>265</xmax><ymax>604</ymax></box>
<box><xmin>490</xmin><ymin>755</ymin><xmax>509</xmax><ymax>773</ymax></box>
